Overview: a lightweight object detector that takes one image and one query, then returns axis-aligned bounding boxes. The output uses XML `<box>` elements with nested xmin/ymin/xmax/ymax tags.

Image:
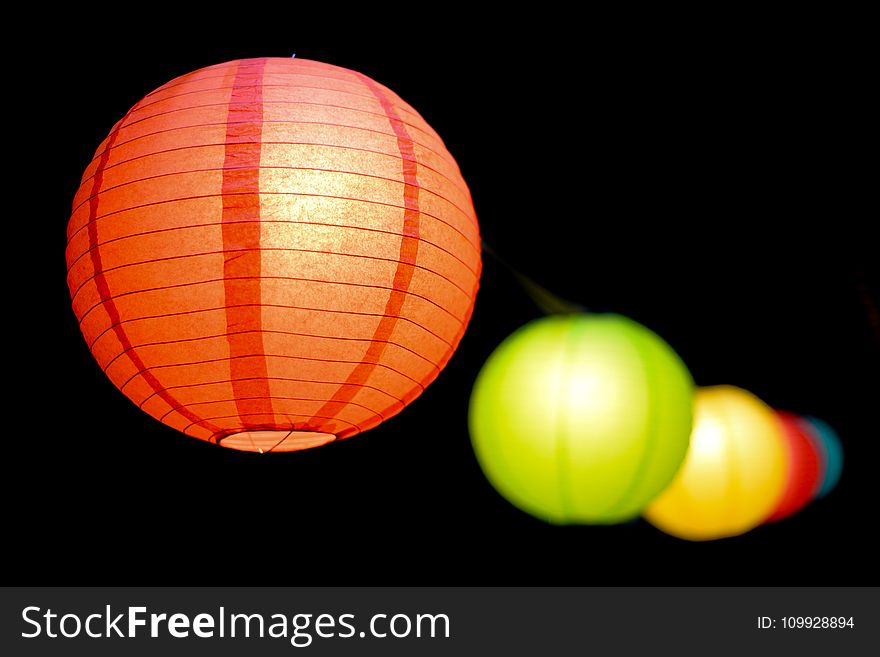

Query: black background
<box><xmin>10</xmin><ymin>13</ymin><xmax>876</xmax><ymax>584</ymax></box>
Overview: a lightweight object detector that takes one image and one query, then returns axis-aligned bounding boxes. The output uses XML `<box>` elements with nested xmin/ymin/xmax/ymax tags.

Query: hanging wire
<box><xmin>481</xmin><ymin>240</ymin><xmax>585</xmax><ymax>315</ymax></box>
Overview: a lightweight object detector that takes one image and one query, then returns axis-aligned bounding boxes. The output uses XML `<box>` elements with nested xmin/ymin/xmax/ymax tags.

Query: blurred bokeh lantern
<box><xmin>66</xmin><ymin>57</ymin><xmax>481</xmax><ymax>452</ymax></box>
<box><xmin>645</xmin><ymin>386</ymin><xmax>788</xmax><ymax>541</ymax></box>
<box><xmin>800</xmin><ymin>416</ymin><xmax>844</xmax><ymax>499</ymax></box>
<box><xmin>763</xmin><ymin>411</ymin><xmax>822</xmax><ymax>523</ymax></box>
<box><xmin>469</xmin><ymin>313</ymin><xmax>694</xmax><ymax>524</ymax></box>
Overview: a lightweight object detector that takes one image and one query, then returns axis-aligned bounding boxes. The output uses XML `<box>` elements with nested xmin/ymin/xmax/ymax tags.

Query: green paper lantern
<box><xmin>469</xmin><ymin>313</ymin><xmax>694</xmax><ymax>524</ymax></box>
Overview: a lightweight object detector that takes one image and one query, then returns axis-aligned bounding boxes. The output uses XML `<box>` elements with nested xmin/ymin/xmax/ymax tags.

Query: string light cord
<box><xmin>481</xmin><ymin>240</ymin><xmax>585</xmax><ymax>316</ymax></box>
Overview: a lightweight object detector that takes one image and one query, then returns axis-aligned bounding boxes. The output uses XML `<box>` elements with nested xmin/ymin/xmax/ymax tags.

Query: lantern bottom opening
<box><xmin>217</xmin><ymin>430</ymin><xmax>337</xmax><ymax>453</ymax></box>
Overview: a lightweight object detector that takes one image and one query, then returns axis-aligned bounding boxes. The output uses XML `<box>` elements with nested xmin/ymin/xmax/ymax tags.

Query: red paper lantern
<box><xmin>66</xmin><ymin>58</ymin><xmax>481</xmax><ymax>452</ymax></box>
<box><xmin>765</xmin><ymin>411</ymin><xmax>822</xmax><ymax>523</ymax></box>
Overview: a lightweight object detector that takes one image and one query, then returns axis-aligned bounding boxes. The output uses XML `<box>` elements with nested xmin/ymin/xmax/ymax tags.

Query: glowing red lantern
<box><xmin>764</xmin><ymin>411</ymin><xmax>822</xmax><ymax>523</ymax></box>
<box><xmin>66</xmin><ymin>57</ymin><xmax>481</xmax><ymax>452</ymax></box>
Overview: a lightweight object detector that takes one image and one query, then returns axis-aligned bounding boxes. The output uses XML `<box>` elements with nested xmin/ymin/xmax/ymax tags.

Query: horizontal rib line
<box><xmin>139</xmin><ymin>373</ymin><xmax>402</xmax><ymax>412</ymax></box>
<box><xmin>70</xmin><ymin>244</ymin><xmax>474</xmax><ymax>310</ymax></box>
<box><xmin>95</xmin><ymin>98</ymin><xmax>446</xmax><ymax>155</ymax></box>
<box><xmin>81</xmin><ymin>118</ymin><xmax>462</xmax><ymax>194</ymax></box>
<box><xmin>86</xmin><ymin>115</ymin><xmax>454</xmax><ymax>174</ymax></box>
<box><xmin>68</xmin><ymin>190</ymin><xmax>480</xmax><ymax>263</ymax></box>
<box><xmin>197</xmin><ymin>60</ymin><xmax>382</xmax><ymax>86</ymax></box>
<box><xmin>141</xmin><ymin>61</ymin><xmax>242</xmax><ymax>95</ymax></box>
<box><xmin>91</xmin><ymin>301</ymin><xmax>454</xmax><ymax>354</ymax></box>
<box><xmin>181</xmin><ymin>411</ymin><xmax>363</xmax><ymax>437</ymax></box>
<box><xmin>75</xmin><ymin>274</ymin><xmax>466</xmax><ymax>331</ymax></box>
<box><xmin>135</xmin><ymin>80</ymin><xmax>405</xmax><ymax>115</ymax></box>
<box><xmin>135</xmin><ymin>82</ymin><xmax>383</xmax><ymax>117</ymax></box>
<box><xmin>146</xmin><ymin>61</ymin><xmax>376</xmax><ymax>109</ymax></box>
<box><xmin>101</xmin><ymin>327</ymin><xmax>442</xmax><ymax>378</ymax></box>
<box><xmin>149</xmin><ymin>65</ymin><xmax>369</xmax><ymax>96</ymax></box>
<box><xmin>183</xmin><ymin>411</ymin><xmax>362</xmax><ymax>435</ymax></box>
<box><xmin>68</xmin><ymin>189</ymin><xmax>478</xmax><ymax>264</ymax></box>
<box><xmin>153</xmin><ymin>66</ymin><xmax>408</xmax><ymax>110</ymax></box>
<box><xmin>143</xmin><ymin>66</ymin><xmax>410</xmax><ymax>115</ymax></box>
<box><xmin>142</xmin><ymin>61</ymin><xmax>247</xmax><ymax>93</ymax></box>
<box><xmin>128</xmin><ymin>353</ymin><xmax>424</xmax><ymax>398</ymax></box>
<box><xmin>71</xmin><ymin>162</ymin><xmax>472</xmax><ymax>223</ymax></box>
<box><xmin>140</xmin><ymin>375</ymin><xmax>404</xmax><ymax>410</ymax></box>
<box><xmin>70</xmin><ymin>162</ymin><xmax>475</xmax><ymax>230</ymax></box>
<box><xmin>78</xmin><ymin>134</ymin><xmax>470</xmax><ymax>204</ymax></box>
<box><xmin>176</xmin><ymin>59</ymin><xmax>361</xmax><ymax>81</ymax></box>
<box><xmin>145</xmin><ymin>68</ymin><xmax>378</xmax><ymax>101</ymax></box>
<box><xmin>160</xmin><ymin>393</ymin><xmax>385</xmax><ymax>424</ymax></box>
<box><xmin>70</xmin><ymin>224</ymin><xmax>472</xmax><ymax>295</ymax></box>
<box><xmin>67</xmin><ymin>218</ymin><xmax>479</xmax><ymax>280</ymax></box>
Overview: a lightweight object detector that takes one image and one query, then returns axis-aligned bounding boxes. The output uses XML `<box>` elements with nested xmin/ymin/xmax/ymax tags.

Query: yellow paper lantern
<box><xmin>644</xmin><ymin>385</ymin><xmax>788</xmax><ymax>541</ymax></box>
<box><xmin>469</xmin><ymin>313</ymin><xmax>694</xmax><ymax>524</ymax></box>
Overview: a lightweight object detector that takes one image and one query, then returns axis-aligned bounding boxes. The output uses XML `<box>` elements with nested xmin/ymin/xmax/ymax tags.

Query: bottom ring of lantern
<box><xmin>217</xmin><ymin>430</ymin><xmax>337</xmax><ymax>453</ymax></box>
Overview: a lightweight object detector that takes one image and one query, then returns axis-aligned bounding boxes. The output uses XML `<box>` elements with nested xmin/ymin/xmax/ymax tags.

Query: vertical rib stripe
<box><xmin>86</xmin><ymin>109</ymin><xmax>222</xmax><ymax>437</ymax></box>
<box><xmin>309</xmin><ymin>74</ymin><xmax>422</xmax><ymax>437</ymax></box>
<box><xmin>221</xmin><ymin>58</ymin><xmax>275</xmax><ymax>436</ymax></box>
<box><xmin>599</xmin><ymin>330</ymin><xmax>660</xmax><ymax>518</ymax></box>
